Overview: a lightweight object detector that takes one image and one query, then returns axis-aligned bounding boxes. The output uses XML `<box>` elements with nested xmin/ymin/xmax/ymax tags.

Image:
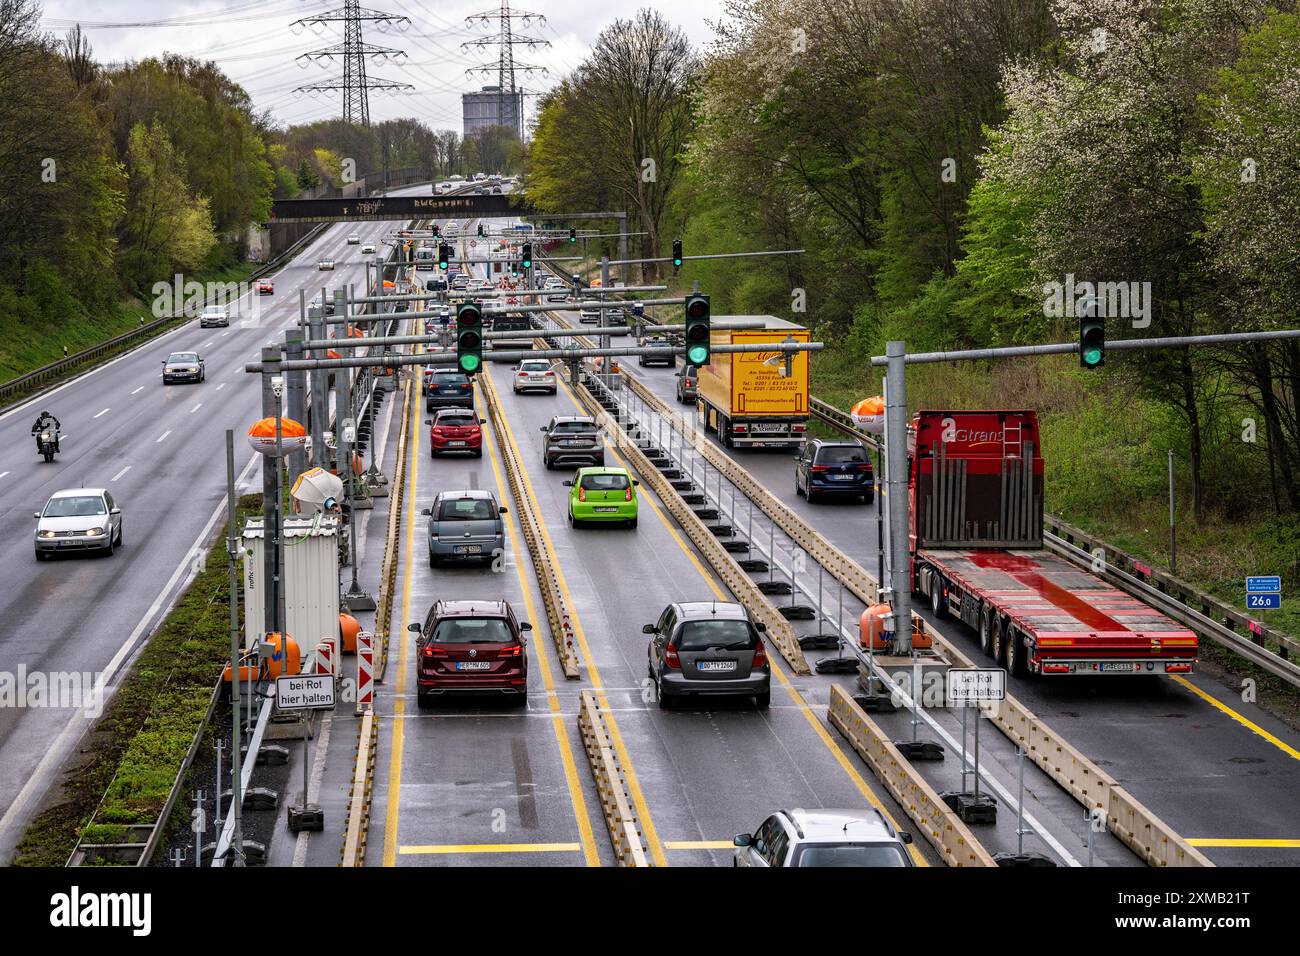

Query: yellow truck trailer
<box><xmin>695</xmin><ymin>316</ymin><xmax>810</xmax><ymax>449</ymax></box>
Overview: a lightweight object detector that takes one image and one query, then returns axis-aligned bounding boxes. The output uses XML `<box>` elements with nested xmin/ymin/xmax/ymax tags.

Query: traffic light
<box><xmin>438</xmin><ymin>243</ymin><xmax>449</xmax><ymax>271</ymax></box>
<box><xmin>456</xmin><ymin>301</ymin><xmax>483</xmax><ymax>375</ymax></box>
<box><xmin>432</xmin><ymin>224</ymin><xmax>440</xmax><ymax>238</ymax></box>
<box><xmin>684</xmin><ymin>293</ymin><xmax>711</xmax><ymax>366</ymax></box>
<box><xmin>568</xmin><ymin>227</ymin><xmax>577</xmax><ymax>244</ymax></box>
<box><xmin>521</xmin><ymin>243</ymin><xmax>532</xmax><ymax>270</ymax></box>
<box><xmin>672</xmin><ymin>238</ymin><xmax>683</xmax><ymax>272</ymax></box>
<box><xmin>477</xmin><ymin>223</ymin><xmax>484</xmax><ymax>238</ymax></box>
<box><xmin>1078</xmin><ymin>296</ymin><xmax>1104</xmax><ymax>369</ymax></box>
<box><xmin>509</xmin><ymin>259</ymin><xmax>518</xmax><ymax>276</ymax></box>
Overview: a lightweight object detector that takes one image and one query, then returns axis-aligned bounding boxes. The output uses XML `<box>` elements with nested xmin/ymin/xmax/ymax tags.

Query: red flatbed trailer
<box><xmin>908</xmin><ymin>410</ymin><xmax>1198</xmax><ymax>676</ymax></box>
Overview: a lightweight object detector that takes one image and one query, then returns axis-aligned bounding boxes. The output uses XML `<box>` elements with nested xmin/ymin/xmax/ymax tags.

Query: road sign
<box><xmin>1247</xmin><ymin>576</ymin><xmax>1281</xmax><ymax>593</ymax></box>
<box><xmin>470</xmin><ymin>240</ymin><xmax>477</xmax><ymax>248</ymax></box>
<box><xmin>1247</xmin><ymin>592</ymin><xmax>1282</xmax><ymax>610</ymax></box>
<box><xmin>947</xmin><ymin>668</ymin><xmax>1006</xmax><ymax>705</ymax></box>
<box><xmin>276</xmin><ymin>674</ymin><xmax>335</xmax><ymax>710</ymax></box>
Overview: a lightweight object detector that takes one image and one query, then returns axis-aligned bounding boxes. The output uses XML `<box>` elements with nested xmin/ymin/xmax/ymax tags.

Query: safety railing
<box><xmin>577</xmin><ymin>690</ymin><xmax>649</xmax><ymax>866</ymax></box>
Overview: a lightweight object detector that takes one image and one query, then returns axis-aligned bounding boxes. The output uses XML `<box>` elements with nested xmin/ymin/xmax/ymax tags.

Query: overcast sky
<box><xmin>37</xmin><ymin>0</ymin><xmax>726</xmax><ymax>132</ymax></box>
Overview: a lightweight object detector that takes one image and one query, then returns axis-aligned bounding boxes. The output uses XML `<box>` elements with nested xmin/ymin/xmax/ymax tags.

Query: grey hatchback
<box><xmin>540</xmin><ymin>415</ymin><xmax>604</xmax><ymax>470</ymax></box>
<box><xmin>645</xmin><ymin>602</ymin><xmax>770</xmax><ymax>709</ymax></box>
<box><xmin>423</xmin><ymin>489</ymin><xmax>507</xmax><ymax>567</ymax></box>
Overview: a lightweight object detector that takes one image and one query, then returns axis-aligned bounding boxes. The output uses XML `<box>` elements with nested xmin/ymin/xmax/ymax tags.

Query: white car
<box><xmin>512</xmin><ymin>358</ymin><xmax>557</xmax><ymax>395</ymax></box>
<box><xmin>733</xmin><ymin>808</ymin><xmax>914</xmax><ymax>868</ymax></box>
<box><xmin>199</xmin><ymin>304</ymin><xmax>229</xmax><ymax>328</ymax></box>
<box><xmin>34</xmin><ymin>488</ymin><xmax>124</xmax><ymax>560</ymax></box>
<box><xmin>361</xmin><ymin>243</ymin><xmax>376</xmax><ymax>254</ymax></box>
<box><xmin>347</xmin><ymin>235</ymin><xmax>360</xmax><ymax>245</ymax></box>
<box><xmin>318</xmin><ymin>258</ymin><xmax>335</xmax><ymax>270</ymax></box>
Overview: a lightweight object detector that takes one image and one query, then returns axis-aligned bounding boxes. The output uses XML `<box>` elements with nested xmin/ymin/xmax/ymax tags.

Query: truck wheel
<box><xmin>991</xmin><ymin>618</ymin><xmax>1008</xmax><ymax>665</ymax></box>
<box><xmin>978</xmin><ymin>609</ymin><xmax>994</xmax><ymax>657</ymax></box>
<box><xmin>929</xmin><ymin>574</ymin><xmax>946</xmax><ymax>616</ymax></box>
<box><xmin>1006</xmin><ymin>627</ymin><xmax>1025</xmax><ymax>677</ymax></box>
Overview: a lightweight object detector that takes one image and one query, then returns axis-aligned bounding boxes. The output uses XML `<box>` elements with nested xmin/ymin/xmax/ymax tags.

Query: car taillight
<box><xmin>733</xmin><ymin>423</ymin><xmax>748</xmax><ymax>433</ymax></box>
<box><xmin>811</xmin><ymin>465</ymin><xmax>830</xmax><ymax>473</ymax></box>
<box><xmin>423</xmin><ymin>645</ymin><xmax>448</xmax><ymax>658</ymax></box>
<box><xmin>625</xmin><ymin>485</ymin><xmax>633</xmax><ymax>501</ymax></box>
<box><xmin>544</xmin><ymin>371</ymin><xmax>554</xmax><ymax>377</ymax></box>
<box><xmin>578</xmin><ymin>486</ymin><xmax>586</xmax><ymax>502</ymax></box>
<box><xmin>684</xmin><ymin>378</ymin><xmax>694</xmax><ymax>386</ymax></box>
<box><xmin>499</xmin><ymin>644</ymin><xmax>523</xmax><ymax>658</ymax></box>
<box><xmin>664</xmin><ymin>643</ymin><xmax>680</xmax><ymax>669</ymax></box>
<box><xmin>855</xmin><ymin>463</ymin><xmax>871</xmax><ymax>471</ymax></box>
<box><xmin>752</xmin><ymin>640</ymin><xmax>768</xmax><ymax>668</ymax></box>
<box><xmin>517</xmin><ymin>371</ymin><xmax>527</xmax><ymax>377</ymax></box>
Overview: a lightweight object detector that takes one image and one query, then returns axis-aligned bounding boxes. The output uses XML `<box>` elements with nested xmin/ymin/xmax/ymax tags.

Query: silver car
<box><xmin>645</xmin><ymin>601</ymin><xmax>770</xmax><ymax>708</ymax></box>
<box><xmin>424</xmin><ymin>490</ymin><xmax>507</xmax><ymax>567</ymax></box>
<box><xmin>512</xmin><ymin>358</ymin><xmax>557</xmax><ymax>395</ymax></box>
<box><xmin>34</xmin><ymin>488</ymin><xmax>123</xmax><ymax>560</ymax></box>
<box><xmin>733</xmin><ymin>808</ymin><xmax>914</xmax><ymax>868</ymax></box>
<box><xmin>162</xmin><ymin>351</ymin><xmax>205</xmax><ymax>384</ymax></box>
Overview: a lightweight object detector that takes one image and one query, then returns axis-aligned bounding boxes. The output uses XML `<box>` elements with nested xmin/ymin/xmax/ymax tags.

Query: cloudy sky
<box><xmin>37</xmin><ymin>0</ymin><xmax>726</xmax><ymax>132</ymax></box>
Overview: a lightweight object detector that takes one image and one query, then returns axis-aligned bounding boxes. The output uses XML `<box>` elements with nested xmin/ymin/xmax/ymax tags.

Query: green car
<box><xmin>563</xmin><ymin>467</ymin><xmax>640</xmax><ymax>528</ymax></box>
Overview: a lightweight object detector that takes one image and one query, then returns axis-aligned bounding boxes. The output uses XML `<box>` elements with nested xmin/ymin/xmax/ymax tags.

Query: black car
<box><xmin>795</xmin><ymin>438</ymin><xmax>874</xmax><ymax>503</ymax></box>
<box><xmin>426</xmin><ymin>276</ymin><xmax>448</xmax><ymax>292</ymax></box>
<box><xmin>540</xmin><ymin>416</ymin><xmax>604</xmax><ymax>470</ymax></box>
<box><xmin>162</xmin><ymin>351</ymin><xmax>205</xmax><ymax>384</ymax></box>
<box><xmin>425</xmin><ymin>370</ymin><xmax>474</xmax><ymax>411</ymax></box>
<box><xmin>645</xmin><ymin>601</ymin><xmax>770</xmax><ymax>709</ymax></box>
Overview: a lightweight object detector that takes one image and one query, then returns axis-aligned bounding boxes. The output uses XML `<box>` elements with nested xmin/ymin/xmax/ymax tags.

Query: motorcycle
<box><xmin>38</xmin><ymin>428</ymin><xmax>57</xmax><ymax>462</ymax></box>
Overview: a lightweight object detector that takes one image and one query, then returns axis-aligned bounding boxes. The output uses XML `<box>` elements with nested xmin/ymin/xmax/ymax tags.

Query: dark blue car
<box><xmin>795</xmin><ymin>439</ymin><xmax>874</xmax><ymax>503</ymax></box>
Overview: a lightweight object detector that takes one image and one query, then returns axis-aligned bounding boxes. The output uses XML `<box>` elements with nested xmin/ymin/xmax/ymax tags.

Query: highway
<box><xmin>0</xmin><ymin>187</ymin><xmax>428</xmax><ymax>862</ymax></box>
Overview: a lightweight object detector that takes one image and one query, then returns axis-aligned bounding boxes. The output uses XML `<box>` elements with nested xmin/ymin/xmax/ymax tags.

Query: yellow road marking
<box><xmin>665</xmin><ymin>840</ymin><xmax>735</xmax><ymax>850</ymax></box>
<box><xmin>1186</xmin><ymin>838</ymin><xmax>1300</xmax><ymax>848</ymax></box>
<box><xmin>1172</xmin><ymin>676</ymin><xmax>1300</xmax><ymax>762</ymax></box>
<box><xmin>400</xmin><ymin>842</ymin><xmax>582</xmax><ymax>855</ymax></box>
<box><xmin>481</xmin><ymin>384</ymin><xmax>601</xmax><ymax>866</ymax></box>
<box><xmin>553</xmin><ymin>370</ymin><xmax>927</xmax><ymax>866</ymax></box>
<box><xmin>484</xmin><ymin>367</ymin><xmax>668</xmax><ymax>866</ymax></box>
<box><xmin>382</xmin><ymin>340</ymin><xmax>421</xmax><ymax>867</ymax></box>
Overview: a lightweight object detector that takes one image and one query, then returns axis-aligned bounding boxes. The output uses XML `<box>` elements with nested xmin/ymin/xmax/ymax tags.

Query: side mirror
<box><xmin>562</xmin><ymin>480</ymin><xmax>573</xmax><ymax>487</ymax></box>
<box><xmin>733</xmin><ymin>834</ymin><xmax>752</xmax><ymax>848</ymax></box>
<box><xmin>425</xmin><ymin>419</ymin><xmax>433</xmax><ymax>425</ymax></box>
<box><xmin>407</xmin><ymin>623</ymin><xmax>421</xmax><ymax>633</ymax></box>
<box><xmin>421</xmin><ymin>507</ymin><xmax>432</xmax><ymax>515</ymax></box>
<box><xmin>479</xmin><ymin>419</ymin><xmax>486</xmax><ymax>425</ymax></box>
<box><xmin>499</xmin><ymin>506</ymin><xmax>508</xmax><ymax>514</ymax></box>
<box><xmin>520</xmin><ymin>622</ymin><xmax>532</xmax><ymax>631</ymax></box>
<box><xmin>110</xmin><ymin>508</ymin><xmax>121</xmax><ymax>516</ymax></box>
<box><xmin>539</xmin><ymin>426</ymin><xmax>547</xmax><ymax>432</ymax></box>
<box><xmin>755</xmin><ymin>622</ymin><xmax>767</xmax><ymax>633</ymax></box>
<box><xmin>632</xmin><ymin>480</ymin><xmax>640</xmax><ymax>487</ymax></box>
<box><xmin>642</xmin><ymin>624</ymin><xmax>657</xmax><ymax>634</ymax></box>
<box><xmin>899</xmin><ymin>832</ymin><xmax>913</xmax><ymax>845</ymax></box>
<box><xmin>33</xmin><ymin>512</ymin><xmax>41</xmax><ymax>520</ymax></box>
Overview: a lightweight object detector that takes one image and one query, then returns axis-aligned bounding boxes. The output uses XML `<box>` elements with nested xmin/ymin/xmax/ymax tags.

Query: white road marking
<box><xmin>0</xmin><ymin>471</ymin><xmax>8</xmax><ymax>480</ymax></box>
<box><xmin>215</xmin><ymin>382</ymin><xmax>226</xmax><ymax>391</ymax></box>
<box><xmin>190</xmin><ymin>403</ymin><xmax>203</xmax><ymax>414</ymax></box>
<box><xmin>111</xmin><ymin>465</ymin><xmax>131</xmax><ymax>481</ymax></box>
<box><xmin>204</xmin><ymin>341</ymin><xmax>214</xmax><ymax>348</ymax></box>
<box><xmin>221</xmin><ymin>331</ymin><xmax>230</xmax><ymax>337</ymax></box>
<box><xmin>131</xmin><ymin>386</ymin><xmax>144</xmax><ymax>395</ymax></box>
<box><xmin>93</xmin><ymin>408</ymin><xmax>110</xmax><ymax>419</ymax></box>
<box><xmin>155</xmin><ymin>429</ymin><xmax>171</xmax><ymax>443</ymax></box>
<box><xmin>0</xmin><ymin>452</ymin><xmax>261</xmax><ymax>856</ymax></box>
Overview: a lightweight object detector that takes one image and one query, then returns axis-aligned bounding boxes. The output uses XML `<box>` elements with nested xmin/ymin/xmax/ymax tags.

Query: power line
<box><xmin>461</xmin><ymin>1</ymin><xmax>550</xmax><ymax>141</ymax></box>
<box><xmin>291</xmin><ymin>1</ymin><xmax>415</xmax><ymax>126</ymax></box>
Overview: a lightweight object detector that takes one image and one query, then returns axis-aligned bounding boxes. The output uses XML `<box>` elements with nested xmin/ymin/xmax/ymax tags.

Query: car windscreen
<box><xmin>433</xmin><ymin>372</ymin><xmax>469</xmax><ymax>385</ymax></box>
<box><xmin>792</xmin><ymin>843</ymin><xmax>908</xmax><ymax>867</ymax></box>
<box><xmin>436</xmin><ymin>414</ymin><xmax>476</xmax><ymax>428</ymax></box>
<box><xmin>170</xmin><ymin>353</ymin><xmax>198</xmax><ymax>363</ymax></box>
<box><xmin>430</xmin><ymin>618</ymin><xmax>513</xmax><ymax>644</ymax></box>
<box><xmin>519</xmin><ymin>361</ymin><xmax>550</xmax><ymax>372</ymax></box>
<box><xmin>44</xmin><ymin>496</ymin><xmax>106</xmax><ymax>518</ymax></box>
<box><xmin>818</xmin><ymin>446</ymin><xmax>868</xmax><ymax>464</ymax></box>
<box><xmin>676</xmin><ymin>619</ymin><xmax>755</xmax><ymax>651</ymax></box>
<box><xmin>579</xmin><ymin>473</ymin><xmax>629</xmax><ymax>493</ymax></box>
<box><xmin>436</xmin><ymin>498</ymin><xmax>495</xmax><ymax>521</ymax></box>
<box><xmin>551</xmin><ymin>421</ymin><xmax>595</xmax><ymax>434</ymax></box>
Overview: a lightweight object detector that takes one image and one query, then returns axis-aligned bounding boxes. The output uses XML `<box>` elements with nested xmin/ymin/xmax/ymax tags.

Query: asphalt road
<box><xmin>0</xmin><ymin>188</ymin><xmax>428</xmax><ymax>862</ymax></box>
<box><xmin>617</xmin><ymin>349</ymin><xmax>1300</xmax><ymax>866</ymax></box>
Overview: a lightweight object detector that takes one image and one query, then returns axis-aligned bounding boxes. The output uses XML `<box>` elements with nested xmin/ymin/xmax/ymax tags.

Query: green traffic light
<box><xmin>1082</xmin><ymin>348</ymin><xmax>1103</xmax><ymax>367</ymax></box>
<box><xmin>459</xmin><ymin>353</ymin><xmax>481</xmax><ymax>373</ymax></box>
<box><xmin>686</xmin><ymin>345</ymin><xmax>709</xmax><ymax>365</ymax></box>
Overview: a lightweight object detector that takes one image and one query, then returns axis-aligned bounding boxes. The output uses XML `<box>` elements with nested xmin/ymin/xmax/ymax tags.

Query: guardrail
<box><xmin>577</xmin><ymin>690</ymin><xmax>649</xmax><ymax>866</ymax></box>
<box><xmin>478</xmin><ymin>368</ymin><xmax>583</xmax><ymax>678</ymax></box>
<box><xmin>373</xmin><ymin>376</ymin><xmax>411</xmax><ymax>682</ymax></box>
<box><xmin>0</xmin><ymin>222</ymin><xmax>329</xmax><ymax>410</ymax></box>
<box><xmin>811</xmin><ymin>397</ymin><xmax>1300</xmax><ymax>690</ymax></box>
<box><xmin>340</xmin><ymin>709</ymin><xmax>379</xmax><ymax>866</ymax></box>
<box><xmin>827</xmin><ymin>685</ymin><xmax>995</xmax><ymax>867</ymax></box>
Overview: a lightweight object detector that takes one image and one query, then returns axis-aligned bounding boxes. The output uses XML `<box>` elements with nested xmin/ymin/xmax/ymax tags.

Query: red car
<box><xmin>257</xmin><ymin>280</ymin><xmax>274</xmax><ymax>295</ymax></box>
<box><xmin>428</xmin><ymin>408</ymin><xmax>484</xmax><ymax>457</ymax></box>
<box><xmin>409</xmin><ymin>599</ymin><xmax>530</xmax><ymax>706</ymax></box>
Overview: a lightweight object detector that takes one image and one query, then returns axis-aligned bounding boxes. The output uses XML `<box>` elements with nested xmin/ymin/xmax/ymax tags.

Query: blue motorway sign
<box><xmin>1247</xmin><ymin>592</ymin><xmax>1282</xmax><ymax>610</ymax></box>
<box><xmin>1247</xmin><ymin>576</ymin><xmax>1282</xmax><ymax>593</ymax></box>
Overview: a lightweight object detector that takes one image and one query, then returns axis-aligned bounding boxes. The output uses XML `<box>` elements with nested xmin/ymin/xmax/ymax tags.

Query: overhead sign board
<box><xmin>276</xmin><ymin>674</ymin><xmax>336</xmax><ymax>710</ymax></box>
<box><xmin>946</xmin><ymin>668</ymin><xmax>1006</xmax><ymax>705</ymax></box>
<box><xmin>269</xmin><ymin>194</ymin><xmax>528</xmax><ymax>224</ymax></box>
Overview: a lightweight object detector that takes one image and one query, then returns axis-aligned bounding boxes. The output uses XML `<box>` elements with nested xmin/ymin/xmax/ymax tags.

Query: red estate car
<box><xmin>409</xmin><ymin>600</ymin><xmax>530</xmax><ymax>706</ymax></box>
<box><xmin>257</xmin><ymin>279</ymin><xmax>274</xmax><ymax>295</ymax></box>
<box><xmin>428</xmin><ymin>408</ymin><xmax>484</xmax><ymax>457</ymax></box>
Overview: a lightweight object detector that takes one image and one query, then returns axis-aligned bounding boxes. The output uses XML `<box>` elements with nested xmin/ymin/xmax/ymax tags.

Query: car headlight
<box><xmin>88</xmin><ymin>527</ymin><xmax>104</xmax><ymax>536</ymax></box>
<box><xmin>38</xmin><ymin>530</ymin><xmax>56</xmax><ymax>538</ymax></box>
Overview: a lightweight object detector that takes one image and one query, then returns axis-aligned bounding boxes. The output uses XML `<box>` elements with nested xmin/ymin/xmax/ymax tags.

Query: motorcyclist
<box><xmin>31</xmin><ymin>411</ymin><xmax>61</xmax><ymax>453</ymax></box>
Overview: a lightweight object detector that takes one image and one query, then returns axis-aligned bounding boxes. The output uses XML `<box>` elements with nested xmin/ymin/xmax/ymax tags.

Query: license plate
<box><xmin>454</xmin><ymin>545</ymin><xmax>482</xmax><ymax>554</ymax></box>
<box><xmin>593</xmin><ymin>507</ymin><xmax>618</xmax><ymax>513</ymax></box>
<box><xmin>456</xmin><ymin>661</ymin><xmax>491</xmax><ymax>671</ymax></box>
<box><xmin>697</xmin><ymin>660</ymin><xmax>737</xmax><ymax>672</ymax></box>
<box><xmin>1100</xmin><ymin>662</ymin><xmax>1138</xmax><ymax>672</ymax></box>
<box><xmin>448</xmin><ymin>440</ymin><xmax>467</xmax><ymax>446</ymax></box>
<box><xmin>831</xmin><ymin>474</ymin><xmax>854</xmax><ymax>481</ymax></box>
<box><xmin>751</xmin><ymin>424</ymin><xmax>784</xmax><ymax>433</ymax></box>
<box><xmin>562</xmin><ymin>441</ymin><xmax>588</xmax><ymax>447</ymax></box>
